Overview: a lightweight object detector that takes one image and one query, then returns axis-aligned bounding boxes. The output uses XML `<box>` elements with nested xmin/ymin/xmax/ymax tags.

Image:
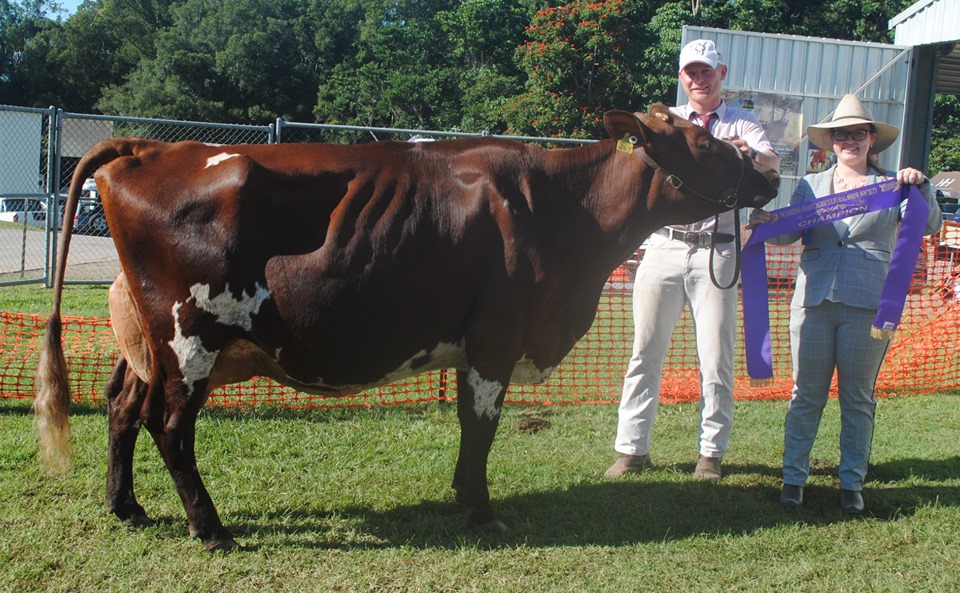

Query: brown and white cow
<box><xmin>35</xmin><ymin>105</ymin><xmax>779</xmax><ymax>550</ymax></box>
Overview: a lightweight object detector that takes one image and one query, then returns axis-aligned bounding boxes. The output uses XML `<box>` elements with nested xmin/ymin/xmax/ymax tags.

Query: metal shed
<box><xmin>890</xmin><ymin>0</ymin><xmax>960</xmax><ymax>96</ymax></box>
<box><xmin>890</xmin><ymin>0</ymin><xmax>960</xmax><ymax>172</ymax></box>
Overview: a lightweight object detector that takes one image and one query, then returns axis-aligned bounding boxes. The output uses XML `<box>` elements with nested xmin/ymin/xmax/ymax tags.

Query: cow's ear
<box><xmin>603</xmin><ymin>110</ymin><xmax>654</xmax><ymax>143</ymax></box>
<box><xmin>646</xmin><ymin>103</ymin><xmax>678</xmax><ymax>127</ymax></box>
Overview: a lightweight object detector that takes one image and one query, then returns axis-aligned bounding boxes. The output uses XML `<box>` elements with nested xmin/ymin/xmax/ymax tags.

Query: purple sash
<box><xmin>741</xmin><ymin>181</ymin><xmax>929</xmax><ymax>385</ymax></box>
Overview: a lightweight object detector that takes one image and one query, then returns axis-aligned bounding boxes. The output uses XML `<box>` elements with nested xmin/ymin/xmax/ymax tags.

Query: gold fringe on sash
<box><xmin>749</xmin><ymin>377</ymin><xmax>776</xmax><ymax>388</ymax></box>
<box><xmin>870</xmin><ymin>327</ymin><xmax>897</xmax><ymax>340</ymax></box>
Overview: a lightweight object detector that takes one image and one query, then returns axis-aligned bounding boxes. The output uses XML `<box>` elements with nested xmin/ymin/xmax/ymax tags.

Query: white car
<box><xmin>0</xmin><ymin>197</ymin><xmax>46</xmax><ymax>226</ymax></box>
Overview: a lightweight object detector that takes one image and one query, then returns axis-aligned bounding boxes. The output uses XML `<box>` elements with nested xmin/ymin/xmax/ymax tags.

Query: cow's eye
<box><xmin>697</xmin><ymin>140</ymin><xmax>711</xmax><ymax>151</ymax></box>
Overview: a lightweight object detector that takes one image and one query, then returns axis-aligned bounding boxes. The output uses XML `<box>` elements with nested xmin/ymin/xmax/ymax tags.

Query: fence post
<box><xmin>45</xmin><ymin>106</ymin><xmax>61</xmax><ymax>288</ymax></box>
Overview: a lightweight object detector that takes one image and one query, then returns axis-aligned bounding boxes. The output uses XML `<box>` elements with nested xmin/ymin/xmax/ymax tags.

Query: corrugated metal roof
<box><xmin>890</xmin><ymin>0</ymin><xmax>960</xmax><ymax>45</ymax></box>
<box><xmin>890</xmin><ymin>0</ymin><xmax>960</xmax><ymax>95</ymax></box>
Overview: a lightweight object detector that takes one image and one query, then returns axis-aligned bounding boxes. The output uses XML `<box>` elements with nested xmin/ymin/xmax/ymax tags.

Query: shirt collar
<box><xmin>680</xmin><ymin>100</ymin><xmax>727</xmax><ymax>122</ymax></box>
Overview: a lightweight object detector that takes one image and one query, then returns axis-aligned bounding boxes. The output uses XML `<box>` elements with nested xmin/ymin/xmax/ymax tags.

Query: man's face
<box><xmin>679</xmin><ymin>62</ymin><xmax>727</xmax><ymax>106</ymax></box>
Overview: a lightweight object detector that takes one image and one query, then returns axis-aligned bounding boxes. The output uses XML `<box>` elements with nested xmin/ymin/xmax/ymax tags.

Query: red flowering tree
<box><xmin>504</xmin><ymin>0</ymin><xmax>649</xmax><ymax>138</ymax></box>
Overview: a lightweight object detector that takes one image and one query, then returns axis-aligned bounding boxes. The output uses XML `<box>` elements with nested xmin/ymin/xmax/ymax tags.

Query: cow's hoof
<box><xmin>473</xmin><ymin>518</ymin><xmax>509</xmax><ymax>535</ymax></box>
<box><xmin>111</xmin><ymin>504</ymin><xmax>154</xmax><ymax>529</ymax></box>
<box><xmin>191</xmin><ymin>525</ymin><xmax>239</xmax><ymax>552</ymax></box>
<box><xmin>202</xmin><ymin>536</ymin><xmax>240</xmax><ymax>552</ymax></box>
<box><xmin>123</xmin><ymin>514</ymin><xmax>155</xmax><ymax>529</ymax></box>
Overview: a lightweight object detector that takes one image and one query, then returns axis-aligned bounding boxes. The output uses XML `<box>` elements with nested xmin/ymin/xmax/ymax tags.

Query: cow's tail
<box><xmin>34</xmin><ymin>138</ymin><xmax>155</xmax><ymax>472</ymax></box>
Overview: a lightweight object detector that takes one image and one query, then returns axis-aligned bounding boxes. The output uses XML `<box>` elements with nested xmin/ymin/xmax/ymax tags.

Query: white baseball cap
<box><xmin>679</xmin><ymin>39</ymin><xmax>723</xmax><ymax>70</ymax></box>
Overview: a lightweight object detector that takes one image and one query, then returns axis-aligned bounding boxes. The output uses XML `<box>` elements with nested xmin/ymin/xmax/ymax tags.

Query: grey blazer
<box><xmin>768</xmin><ymin>165</ymin><xmax>942</xmax><ymax>310</ymax></box>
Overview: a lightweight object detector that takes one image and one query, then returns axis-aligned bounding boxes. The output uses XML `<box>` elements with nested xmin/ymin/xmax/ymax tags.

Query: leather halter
<box><xmin>635</xmin><ymin>139</ymin><xmax>748</xmax><ymax>210</ymax></box>
<box><xmin>631</xmin><ymin>137</ymin><xmax>751</xmax><ymax>289</ymax></box>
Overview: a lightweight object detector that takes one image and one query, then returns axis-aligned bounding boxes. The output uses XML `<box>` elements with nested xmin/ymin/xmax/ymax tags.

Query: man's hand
<box><xmin>726</xmin><ymin>136</ymin><xmax>755</xmax><ymax>159</ymax></box>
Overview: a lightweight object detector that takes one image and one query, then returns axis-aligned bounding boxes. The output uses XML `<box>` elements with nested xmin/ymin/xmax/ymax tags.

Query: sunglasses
<box><xmin>831</xmin><ymin>129</ymin><xmax>870</xmax><ymax>142</ymax></box>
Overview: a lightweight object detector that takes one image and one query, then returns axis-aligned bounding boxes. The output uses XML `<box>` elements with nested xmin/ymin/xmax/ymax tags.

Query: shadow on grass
<box><xmin>0</xmin><ymin>398</ymin><xmax>106</xmax><ymax>416</ymax></box>
<box><xmin>217</xmin><ymin>458</ymin><xmax>960</xmax><ymax>551</ymax></box>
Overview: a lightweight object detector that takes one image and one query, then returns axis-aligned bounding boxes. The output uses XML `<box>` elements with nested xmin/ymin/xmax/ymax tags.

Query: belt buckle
<box><xmin>683</xmin><ymin>232</ymin><xmax>704</xmax><ymax>246</ymax></box>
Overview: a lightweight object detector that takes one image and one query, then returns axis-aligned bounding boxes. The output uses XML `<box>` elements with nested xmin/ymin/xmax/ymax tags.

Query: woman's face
<box><xmin>831</xmin><ymin>125</ymin><xmax>876</xmax><ymax>167</ymax></box>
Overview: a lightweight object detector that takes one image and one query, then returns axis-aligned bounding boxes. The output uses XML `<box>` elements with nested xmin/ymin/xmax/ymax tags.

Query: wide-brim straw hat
<box><xmin>806</xmin><ymin>94</ymin><xmax>900</xmax><ymax>155</ymax></box>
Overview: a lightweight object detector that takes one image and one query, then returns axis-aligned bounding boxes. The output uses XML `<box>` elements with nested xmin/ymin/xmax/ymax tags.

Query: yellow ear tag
<box><xmin>617</xmin><ymin>133</ymin><xmax>637</xmax><ymax>154</ymax></box>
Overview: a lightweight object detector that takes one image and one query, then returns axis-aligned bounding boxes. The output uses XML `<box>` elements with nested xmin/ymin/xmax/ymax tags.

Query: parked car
<box><xmin>73</xmin><ymin>200</ymin><xmax>109</xmax><ymax>236</ymax></box>
<box><xmin>55</xmin><ymin>179</ymin><xmax>109</xmax><ymax>235</ymax></box>
<box><xmin>0</xmin><ymin>197</ymin><xmax>47</xmax><ymax>226</ymax></box>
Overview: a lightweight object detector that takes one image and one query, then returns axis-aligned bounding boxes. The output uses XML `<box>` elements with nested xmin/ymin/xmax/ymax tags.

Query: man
<box><xmin>604</xmin><ymin>39</ymin><xmax>781</xmax><ymax>482</ymax></box>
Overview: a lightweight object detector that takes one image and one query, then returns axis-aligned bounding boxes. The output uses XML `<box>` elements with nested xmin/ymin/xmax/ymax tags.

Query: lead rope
<box><xmin>708</xmin><ymin>208</ymin><xmax>742</xmax><ymax>290</ymax></box>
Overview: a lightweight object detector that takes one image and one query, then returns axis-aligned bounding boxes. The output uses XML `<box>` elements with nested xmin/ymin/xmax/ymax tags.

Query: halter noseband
<box><xmin>635</xmin><ymin>139</ymin><xmax>748</xmax><ymax>210</ymax></box>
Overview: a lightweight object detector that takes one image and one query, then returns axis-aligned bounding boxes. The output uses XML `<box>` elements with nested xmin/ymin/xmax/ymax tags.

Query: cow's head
<box><xmin>603</xmin><ymin>105</ymin><xmax>779</xmax><ymax>217</ymax></box>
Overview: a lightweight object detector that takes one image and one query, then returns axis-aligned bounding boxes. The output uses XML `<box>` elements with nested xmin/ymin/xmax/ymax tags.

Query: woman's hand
<box><xmin>897</xmin><ymin>167</ymin><xmax>926</xmax><ymax>186</ymax></box>
<box><xmin>747</xmin><ymin>208</ymin><xmax>776</xmax><ymax>230</ymax></box>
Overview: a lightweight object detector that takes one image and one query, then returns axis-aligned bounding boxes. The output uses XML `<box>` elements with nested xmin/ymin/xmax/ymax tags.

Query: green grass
<box><xmin>3</xmin><ymin>393</ymin><xmax>960</xmax><ymax>592</ymax></box>
<box><xmin>1</xmin><ymin>283</ymin><xmax>110</xmax><ymax>317</ymax></box>
<box><xmin>5</xmin><ymin>284</ymin><xmax>960</xmax><ymax>591</ymax></box>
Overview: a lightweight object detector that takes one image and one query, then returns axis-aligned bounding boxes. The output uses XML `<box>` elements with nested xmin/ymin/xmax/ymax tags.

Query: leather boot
<box><xmin>693</xmin><ymin>455</ymin><xmax>722</xmax><ymax>482</ymax></box>
<box><xmin>840</xmin><ymin>489</ymin><xmax>865</xmax><ymax>515</ymax></box>
<box><xmin>603</xmin><ymin>453</ymin><xmax>651</xmax><ymax>479</ymax></box>
<box><xmin>780</xmin><ymin>484</ymin><xmax>804</xmax><ymax>508</ymax></box>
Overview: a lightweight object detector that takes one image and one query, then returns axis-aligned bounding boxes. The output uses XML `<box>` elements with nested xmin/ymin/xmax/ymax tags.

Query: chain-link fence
<box><xmin>51</xmin><ymin>112</ymin><xmax>275</xmax><ymax>284</ymax></box>
<box><xmin>0</xmin><ymin>106</ymin><xmax>56</xmax><ymax>285</ymax></box>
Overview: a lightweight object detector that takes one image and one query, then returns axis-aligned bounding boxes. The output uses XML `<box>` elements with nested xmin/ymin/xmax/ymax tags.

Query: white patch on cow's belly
<box><xmin>168</xmin><ymin>302</ymin><xmax>219</xmax><ymax>395</ymax></box>
<box><xmin>510</xmin><ymin>356</ymin><xmax>556</xmax><ymax>384</ymax></box>
<box><xmin>468</xmin><ymin>368</ymin><xmax>504</xmax><ymax>420</ymax></box>
<box><xmin>365</xmin><ymin>341</ymin><xmax>467</xmax><ymax>385</ymax></box>
<box><xmin>204</xmin><ymin>152</ymin><xmax>241</xmax><ymax>168</ymax></box>
<box><xmin>190</xmin><ymin>283</ymin><xmax>271</xmax><ymax>330</ymax></box>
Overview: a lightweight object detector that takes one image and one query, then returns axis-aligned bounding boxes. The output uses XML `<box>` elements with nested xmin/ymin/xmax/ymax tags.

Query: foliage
<box><xmin>437</xmin><ymin>0</ymin><xmax>527</xmax><ymax>133</ymax></box>
<box><xmin>504</xmin><ymin>0</ymin><xmax>649</xmax><ymax>138</ymax></box>
<box><xmin>314</xmin><ymin>0</ymin><xmax>460</xmax><ymax>131</ymax></box>
<box><xmin>708</xmin><ymin>0</ymin><xmax>913</xmax><ymax>42</ymax></box>
<box><xmin>0</xmin><ymin>0</ymin><xmax>954</xmax><ymax>159</ymax></box>
<box><xmin>98</xmin><ymin>0</ymin><xmax>318</xmax><ymax>122</ymax></box>
<box><xmin>929</xmin><ymin>93</ymin><xmax>960</xmax><ymax>176</ymax></box>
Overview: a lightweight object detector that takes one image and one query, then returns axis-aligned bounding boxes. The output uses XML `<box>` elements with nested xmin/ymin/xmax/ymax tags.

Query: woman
<box><xmin>750</xmin><ymin>94</ymin><xmax>942</xmax><ymax>514</ymax></box>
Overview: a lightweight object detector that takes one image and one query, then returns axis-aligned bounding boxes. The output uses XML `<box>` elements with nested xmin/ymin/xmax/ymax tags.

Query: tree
<box><xmin>929</xmin><ymin>94</ymin><xmax>960</xmax><ymax>176</ymax></box>
<box><xmin>314</xmin><ymin>0</ymin><xmax>460</xmax><ymax>132</ymax></box>
<box><xmin>98</xmin><ymin>0</ymin><xmax>320</xmax><ymax>122</ymax></box>
<box><xmin>504</xmin><ymin>0</ymin><xmax>651</xmax><ymax>138</ymax></box>
<box><xmin>437</xmin><ymin>0</ymin><xmax>526</xmax><ymax>133</ymax></box>
<box><xmin>0</xmin><ymin>0</ymin><xmax>63</xmax><ymax>106</ymax></box>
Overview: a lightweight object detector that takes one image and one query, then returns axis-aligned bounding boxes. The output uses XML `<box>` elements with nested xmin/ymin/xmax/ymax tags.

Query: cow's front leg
<box><xmin>148</xmin><ymin>382</ymin><xmax>236</xmax><ymax>551</ymax></box>
<box><xmin>105</xmin><ymin>357</ymin><xmax>153</xmax><ymax>527</ymax></box>
<box><xmin>452</xmin><ymin>367</ymin><xmax>509</xmax><ymax>534</ymax></box>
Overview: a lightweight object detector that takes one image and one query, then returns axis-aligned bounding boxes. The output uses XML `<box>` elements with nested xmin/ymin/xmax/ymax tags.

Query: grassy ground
<box><xmin>5</xmin><ymin>286</ymin><xmax>960</xmax><ymax>591</ymax></box>
<box><xmin>3</xmin><ymin>392</ymin><xmax>960</xmax><ymax>592</ymax></box>
<box><xmin>1</xmin><ymin>283</ymin><xmax>111</xmax><ymax>317</ymax></box>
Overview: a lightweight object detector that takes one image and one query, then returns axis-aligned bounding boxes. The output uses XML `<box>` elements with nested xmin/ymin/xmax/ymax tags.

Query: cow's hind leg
<box><xmin>105</xmin><ymin>357</ymin><xmax>153</xmax><ymax>527</ymax></box>
<box><xmin>452</xmin><ymin>367</ymin><xmax>509</xmax><ymax>534</ymax></box>
<box><xmin>147</xmin><ymin>380</ymin><xmax>237</xmax><ymax>551</ymax></box>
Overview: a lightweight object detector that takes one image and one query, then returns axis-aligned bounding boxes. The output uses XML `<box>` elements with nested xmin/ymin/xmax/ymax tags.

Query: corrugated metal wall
<box><xmin>678</xmin><ymin>26</ymin><xmax>913</xmax><ymax>209</ymax></box>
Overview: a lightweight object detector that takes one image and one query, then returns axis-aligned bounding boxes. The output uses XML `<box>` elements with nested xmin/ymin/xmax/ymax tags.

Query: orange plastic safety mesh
<box><xmin>3</xmin><ymin>233</ymin><xmax>959</xmax><ymax>407</ymax></box>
